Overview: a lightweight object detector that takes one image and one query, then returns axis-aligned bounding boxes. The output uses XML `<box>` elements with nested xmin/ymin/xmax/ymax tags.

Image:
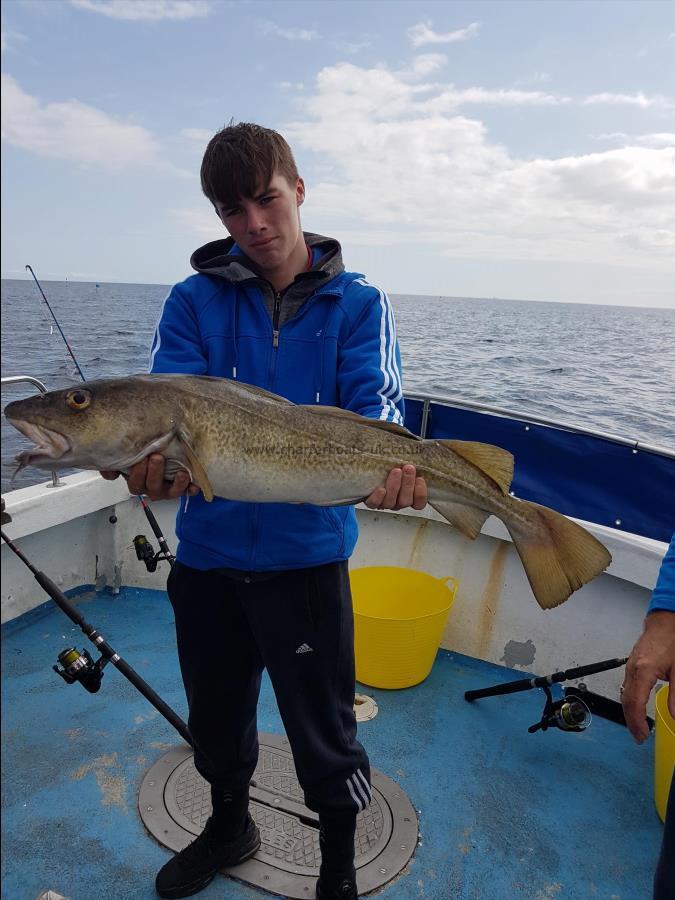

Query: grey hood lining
<box><xmin>190</xmin><ymin>232</ymin><xmax>344</xmax><ymax>290</ymax></box>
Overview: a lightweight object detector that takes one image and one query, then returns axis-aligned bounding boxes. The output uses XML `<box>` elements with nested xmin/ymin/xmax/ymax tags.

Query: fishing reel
<box><xmin>528</xmin><ymin>685</ymin><xmax>591</xmax><ymax>734</ymax></box>
<box><xmin>53</xmin><ymin>647</ymin><xmax>108</xmax><ymax>693</ymax></box>
<box><xmin>133</xmin><ymin>534</ymin><xmax>173</xmax><ymax>573</ymax></box>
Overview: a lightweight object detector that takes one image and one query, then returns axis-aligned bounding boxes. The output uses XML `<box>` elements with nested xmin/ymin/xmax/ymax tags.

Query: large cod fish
<box><xmin>4</xmin><ymin>374</ymin><xmax>611</xmax><ymax>610</ymax></box>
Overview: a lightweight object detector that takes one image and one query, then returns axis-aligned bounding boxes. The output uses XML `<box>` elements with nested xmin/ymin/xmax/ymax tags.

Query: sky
<box><xmin>1</xmin><ymin>0</ymin><xmax>674</xmax><ymax>307</ymax></box>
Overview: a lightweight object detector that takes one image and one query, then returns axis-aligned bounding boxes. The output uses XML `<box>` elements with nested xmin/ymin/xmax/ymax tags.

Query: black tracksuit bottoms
<box><xmin>166</xmin><ymin>559</ymin><xmax>372</xmax><ymax>818</ymax></box>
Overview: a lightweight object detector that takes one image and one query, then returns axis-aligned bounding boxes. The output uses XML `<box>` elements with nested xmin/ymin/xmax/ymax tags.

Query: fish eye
<box><xmin>66</xmin><ymin>389</ymin><xmax>91</xmax><ymax>411</ymax></box>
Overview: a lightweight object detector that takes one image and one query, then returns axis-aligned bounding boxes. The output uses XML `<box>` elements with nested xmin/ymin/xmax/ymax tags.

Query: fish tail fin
<box><xmin>505</xmin><ymin>500</ymin><xmax>612</xmax><ymax>609</ymax></box>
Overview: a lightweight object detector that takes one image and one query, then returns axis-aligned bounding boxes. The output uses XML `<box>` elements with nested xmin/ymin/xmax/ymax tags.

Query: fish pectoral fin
<box><xmin>436</xmin><ymin>441</ymin><xmax>514</xmax><ymax>494</ymax></box>
<box><xmin>296</xmin><ymin>405</ymin><xmax>421</xmax><ymax>440</ymax></box>
<box><xmin>176</xmin><ymin>428</ymin><xmax>214</xmax><ymax>502</ymax></box>
<box><xmin>164</xmin><ymin>457</ymin><xmax>193</xmax><ymax>483</ymax></box>
<box><xmin>428</xmin><ymin>499</ymin><xmax>490</xmax><ymax>540</ymax></box>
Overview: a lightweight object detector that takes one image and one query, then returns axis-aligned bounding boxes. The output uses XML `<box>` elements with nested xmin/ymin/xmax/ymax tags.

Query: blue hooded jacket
<box><xmin>148</xmin><ymin>232</ymin><xmax>405</xmax><ymax>572</ymax></box>
<box><xmin>647</xmin><ymin>535</ymin><xmax>675</xmax><ymax>614</ymax></box>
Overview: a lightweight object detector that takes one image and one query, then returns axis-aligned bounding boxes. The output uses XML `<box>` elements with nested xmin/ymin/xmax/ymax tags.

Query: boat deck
<box><xmin>2</xmin><ymin>585</ymin><xmax>663</xmax><ymax>900</ymax></box>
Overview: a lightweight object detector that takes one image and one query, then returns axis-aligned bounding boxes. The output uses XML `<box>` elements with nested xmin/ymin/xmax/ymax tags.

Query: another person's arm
<box><xmin>336</xmin><ymin>284</ymin><xmax>427</xmax><ymax>511</ymax></box>
<box><xmin>622</xmin><ymin>536</ymin><xmax>675</xmax><ymax>742</ymax></box>
<box><xmin>101</xmin><ymin>284</ymin><xmax>205</xmax><ymax>500</ymax></box>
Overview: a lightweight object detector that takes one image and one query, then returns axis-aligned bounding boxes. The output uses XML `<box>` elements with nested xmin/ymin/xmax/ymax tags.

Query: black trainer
<box><xmin>155</xmin><ymin>814</ymin><xmax>260</xmax><ymax>899</ymax></box>
<box><xmin>316</xmin><ymin>873</ymin><xmax>358</xmax><ymax>900</ymax></box>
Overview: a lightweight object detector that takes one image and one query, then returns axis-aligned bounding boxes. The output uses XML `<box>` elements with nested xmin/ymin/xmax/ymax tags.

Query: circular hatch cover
<box><xmin>139</xmin><ymin>733</ymin><xmax>418</xmax><ymax>898</ymax></box>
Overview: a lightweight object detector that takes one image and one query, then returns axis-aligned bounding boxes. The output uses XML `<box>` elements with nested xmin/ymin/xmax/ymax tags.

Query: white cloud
<box><xmin>597</xmin><ymin>132</ymin><xmax>675</xmax><ymax>148</ymax></box>
<box><xmin>259</xmin><ymin>20</ymin><xmax>318</xmax><ymax>42</ymax></box>
<box><xmin>70</xmin><ymin>0</ymin><xmax>210</xmax><ymax>21</ymax></box>
<box><xmin>584</xmin><ymin>91</ymin><xmax>674</xmax><ymax>109</ymax></box>
<box><xmin>406</xmin><ymin>53</ymin><xmax>448</xmax><ymax>78</ymax></box>
<box><xmin>419</xmin><ymin>85</ymin><xmax>568</xmax><ymax>112</ymax></box>
<box><xmin>284</xmin><ymin>61</ymin><xmax>675</xmax><ymax>272</ymax></box>
<box><xmin>408</xmin><ymin>21</ymin><xmax>480</xmax><ymax>48</ymax></box>
<box><xmin>0</xmin><ymin>74</ymin><xmax>187</xmax><ymax>174</ymax></box>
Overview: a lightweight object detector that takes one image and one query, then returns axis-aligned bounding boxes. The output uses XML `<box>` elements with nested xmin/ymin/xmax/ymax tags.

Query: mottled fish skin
<box><xmin>4</xmin><ymin>374</ymin><xmax>494</xmax><ymax>505</ymax></box>
<box><xmin>4</xmin><ymin>374</ymin><xmax>612</xmax><ymax>609</ymax></box>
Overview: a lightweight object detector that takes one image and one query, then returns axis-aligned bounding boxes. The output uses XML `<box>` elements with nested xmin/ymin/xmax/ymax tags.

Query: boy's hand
<box><xmin>100</xmin><ymin>453</ymin><xmax>200</xmax><ymax>501</ymax></box>
<box><xmin>365</xmin><ymin>465</ymin><xmax>428</xmax><ymax>511</ymax></box>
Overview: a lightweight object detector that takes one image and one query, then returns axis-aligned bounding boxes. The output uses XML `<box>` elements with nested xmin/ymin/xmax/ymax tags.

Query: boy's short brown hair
<box><xmin>200</xmin><ymin>122</ymin><xmax>299</xmax><ymax>208</ymax></box>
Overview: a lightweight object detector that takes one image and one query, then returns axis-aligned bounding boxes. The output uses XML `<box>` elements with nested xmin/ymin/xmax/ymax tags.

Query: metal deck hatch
<box><xmin>139</xmin><ymin>733</ymin><xmax>418</xmax><ymax>898</ymax></box>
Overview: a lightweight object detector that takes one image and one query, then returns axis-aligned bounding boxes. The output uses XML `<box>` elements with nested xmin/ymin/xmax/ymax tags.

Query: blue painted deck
<box><xmin>2</xmin><ymin>585</ymin><xmax>663</xmax><ymax>900</ymax></box>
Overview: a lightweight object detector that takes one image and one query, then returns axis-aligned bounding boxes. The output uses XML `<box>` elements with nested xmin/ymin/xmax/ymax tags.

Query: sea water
<box><xmin>2</xmin><ymin>279</ymin><xmax>674</xmax><ymax>493</ymax></box>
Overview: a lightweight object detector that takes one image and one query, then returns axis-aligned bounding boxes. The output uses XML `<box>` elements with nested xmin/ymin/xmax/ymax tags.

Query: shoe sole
<box><xmin>156</xmin><ymin>828</ymin><xmax>261</xmax><ymax>899</ymax></box>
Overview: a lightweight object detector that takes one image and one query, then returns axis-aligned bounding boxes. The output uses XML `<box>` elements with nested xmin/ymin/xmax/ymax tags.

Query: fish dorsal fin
<box><xmin>225</xmin><ymin>381</ymin><xmax>294</xmax><ymax>404</ymax></box>
<box><xmin>137</xmin><ymin>374</ymin><xmax>293</xmax><ymax>406</ymax></box>
<box><xmin>297</xmin><ymin>405</ymin><xmax>421</xmax><ymax>439</ymax></box>
<box><xmin>177</xmin><ymin>427</ymin><xmax>214</xmax><ymax>502</ymax></box>
<box><xmin>438</xmin><ymin>440</ymin><xmax>514</xmax><ymax>494</ymax></box>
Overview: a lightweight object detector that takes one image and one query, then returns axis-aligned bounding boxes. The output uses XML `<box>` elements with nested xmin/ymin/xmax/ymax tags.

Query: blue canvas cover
<box><xmin>405</xmin><ymin>398</ymin><xmax>674</xmax><ymax>544</ymax></box>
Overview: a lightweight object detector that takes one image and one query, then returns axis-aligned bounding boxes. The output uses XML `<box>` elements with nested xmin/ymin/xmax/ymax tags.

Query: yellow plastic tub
<box><xmin>350</xmin><ymin>566</ymin><xmax>459</xmax><ymax>689</ymax></box>
<box><xmin>655</xmin><ymin>684</ymin><xmax>675</xmax><ymax>823</ymax></box>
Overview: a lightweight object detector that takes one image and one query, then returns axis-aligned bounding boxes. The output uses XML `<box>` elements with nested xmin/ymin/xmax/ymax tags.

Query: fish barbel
<box><xmin>4</xmin><ymin>374</ymin><xmax>611</xmax><ymax>609</ymax></box>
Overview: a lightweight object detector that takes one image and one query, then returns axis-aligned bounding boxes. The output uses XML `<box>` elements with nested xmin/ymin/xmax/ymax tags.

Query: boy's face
<box><xmin>214</xmin><ymin>172</ymin><xmax>305</xmax><ymax>273</ymax></box>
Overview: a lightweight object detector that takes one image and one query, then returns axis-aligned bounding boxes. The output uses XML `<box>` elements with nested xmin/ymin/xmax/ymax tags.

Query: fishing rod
<box><xmin>133</xmin><ymin>496</ymin><xmax>175</xmax><ymax>571</ymax></box>
<box><xmin>24</xmin><ymin>264</ymin><xmax>175</xmax><ymax>568</ymax></box>
<box><xmin>1</xmin><ymin>502</ymin><xmax>191</xmax><ymax>745</ymax></box>
<box><xmin>26</xmin><ymin>264</ymin><xmax>86</xmax><ymax>382</ymax></box>
<box><xmin>464</xmin><ymin>656</ymin><xmax>650</xmax><ymax>735</ymax></box>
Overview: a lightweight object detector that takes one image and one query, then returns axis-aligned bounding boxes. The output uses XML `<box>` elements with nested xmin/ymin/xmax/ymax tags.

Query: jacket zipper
<box><xmin>272</xmin><ymin>291</ymin><xmax>282</xmax><ymax>348</ymax></box>
<box><xmin>258</xmin><ymin>284</ymin><xmax>342</xmax><ymax>567</ymax></box>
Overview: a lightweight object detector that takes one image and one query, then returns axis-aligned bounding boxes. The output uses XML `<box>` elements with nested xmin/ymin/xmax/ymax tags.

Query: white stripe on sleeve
<box><xmin>355</xmin><ymin>278</ymin><xmax>403</xmax><ymax>425</ymax></box>
<box><xmin>148</xmin><ymin>288</ymin><xmax>173</xmax><ymax>373</ymax></box>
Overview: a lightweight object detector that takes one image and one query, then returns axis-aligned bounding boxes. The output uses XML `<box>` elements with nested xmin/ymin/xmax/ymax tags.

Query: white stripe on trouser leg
<box><xmin>350</xmin><ymin>773</ymin><xmax>370</xmax><ymax>808</ymax></box>
<box><xmin>346</xmin><ymin>777</ymin><xmax>364</xmax><ymax>811</ymax></box>
<box><xmin>355</xmin><ymin>769</ymin><xmax>372</xmax><ymax>802</ymax></box>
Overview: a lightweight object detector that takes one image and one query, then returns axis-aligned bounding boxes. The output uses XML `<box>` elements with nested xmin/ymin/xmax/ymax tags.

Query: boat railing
<box><xmin>1</xmin><ymin>376</ymin><xmax>62</xmax><ymax>488</ymax></box>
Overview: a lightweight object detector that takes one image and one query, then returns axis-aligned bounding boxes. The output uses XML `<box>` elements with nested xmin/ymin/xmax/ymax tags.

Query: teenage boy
<box><xmin>103</xmin><ymin>122</ymin><xmax>427</xmax><ymax>900</ymax></box>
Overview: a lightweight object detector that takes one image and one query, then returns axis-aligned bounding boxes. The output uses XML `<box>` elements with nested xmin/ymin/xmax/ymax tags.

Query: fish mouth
<box><xmin>10</xmin><ymin>419</ymin><xmax>72</xmax><ymax>472</ymax></box>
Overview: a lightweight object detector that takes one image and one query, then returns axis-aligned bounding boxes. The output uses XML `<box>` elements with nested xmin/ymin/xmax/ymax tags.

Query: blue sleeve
<box><xmin>647</xmin><ymin>534</ymin><xmax>675</xmax><ymax>614</ymax></box>
<box><xmin>148</xmin><ymin>283</ymin><xmax>208</xmax><ymax>375</ymax></box>
<box><xmin>337</xmin><ymin>282</ymin><xmax>405</xmax><ymax>426</ymax></box>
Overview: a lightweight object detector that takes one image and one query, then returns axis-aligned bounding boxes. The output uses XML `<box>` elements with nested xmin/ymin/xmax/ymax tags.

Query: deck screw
<box><xmin>149</xmin><ymin>781</ymin><xmax>155</xmax><ymax>786</ymax></box>
<box><xmin>147</xmin><ymin>806</ymin><xmax>153</xmax><ymax>811</ymax></box>
<box><xmin>380</xmin><ymin>868</ymin><xmax>387</xmax><ymax>874</ymax></box>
